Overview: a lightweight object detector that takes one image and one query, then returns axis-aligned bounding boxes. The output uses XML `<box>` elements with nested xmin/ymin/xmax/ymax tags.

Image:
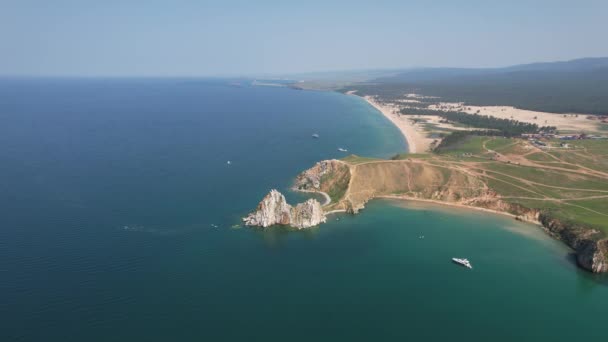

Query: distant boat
<box><xmin>452</xmin><ymin>258</ymin><xmax>473</xmax><ymax>269</ymax></box>
<box><xmin>338</xmin><ymin>148</ymin><xmax>348</xmax><ymax>152</ymax></box>
<box><xmin>227</xmin><ymin>161</ymin><xmax>231</xmax><ymax>165</ymax></box>
<box><xmin>312</xmin><ymin>133</ymin><xmax>319</xmax><ymax>139</ymax></box>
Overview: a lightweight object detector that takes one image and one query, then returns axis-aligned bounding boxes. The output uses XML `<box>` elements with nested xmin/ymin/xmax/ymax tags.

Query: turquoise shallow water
<box><xmin>0</xmin><ymin>79</ymin><xmax>606</xmax><ymax>341</ymax></box>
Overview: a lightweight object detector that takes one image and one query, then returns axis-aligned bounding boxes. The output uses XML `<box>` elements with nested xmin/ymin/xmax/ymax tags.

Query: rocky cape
<box><xmin>243</xmin><ymin>158</ymin><xmax>607</xmax><ymax>273</ymax></box>
<box><xmin>243</xmin><ymin>189</ymin><xmax>326</xmax><ymax>229</ymax></box>
<box><xmin>291</xmin><ymin>158</ymin><xmax>608</xmax><ymax>273</ymax></box>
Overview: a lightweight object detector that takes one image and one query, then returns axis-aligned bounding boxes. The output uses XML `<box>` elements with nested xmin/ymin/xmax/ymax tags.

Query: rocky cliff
<box><xmin>294</xmin><ymin>159</ymin><xmax>350</xmax><ymax>205</ymax></box>
<box><xmin>474</xmin><ymin>200</ymin><xmax>608</xmax><ymax>272</ymax></box>
<box><xmin>291</xmin><ymin>199</ymin><xmax>327</xmax><ymax>229</ymax></box>
<box><xmin>538</xmin><ymin>213</ymin><xmax>608</xmax><ymax>273</ymax></box>
<box><xmin>243</xmin><ymin>190</ymin><xmax>326</xmax><ymax>229</ymax></box>
<box><xmin>295</xmin><ymin>159</ymin><xmax>347</xmax><ymax>190</ymax></box>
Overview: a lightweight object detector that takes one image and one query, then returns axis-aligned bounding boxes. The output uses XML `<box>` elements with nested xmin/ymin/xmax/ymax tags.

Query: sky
<box><xmin>1</xmin><ymin>0</ymin><xmax>608</xmax><ymax>77</ymax></box>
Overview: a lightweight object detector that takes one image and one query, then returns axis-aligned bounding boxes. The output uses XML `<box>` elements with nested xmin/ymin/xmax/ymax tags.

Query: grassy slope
<box><xmin>321</xmin><ymin>170</ymin><xmax>350</xmax><ymax>203</ymax></box>
<box><xmin>337</xmin><ymin>137</ymin><xmax>608</xmax><ymax>233</ymax></box>
<box><xmin>341</xmin><ymin>155</ymin><xmax>382</xmax><ymax>165</ymax></box>
<box><xmin>440</xmin><ymin>137</ymin><xmax>608</xmax><ymax>232</ymax></box>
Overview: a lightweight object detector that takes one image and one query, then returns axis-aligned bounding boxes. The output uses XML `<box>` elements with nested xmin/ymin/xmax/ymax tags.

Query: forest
<box><xmin>397</xmin><ymin>108</ymin><xmax>555</xmax><ymax>136</ymax></box>
<box><xmin>340</xmin><ymin>58</ymin><xmax>608</xmax><ymax>115</ymax></box>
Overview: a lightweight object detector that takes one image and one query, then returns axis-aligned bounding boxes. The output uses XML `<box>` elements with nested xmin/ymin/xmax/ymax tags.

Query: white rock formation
<box><xmin>243</xmin><ymin>190</ymin><xmax>326</xmax><ymax>228</ymax></box>
<box><xmin>291</xmin><ymin>199</ymin><xmax>327</xmax><ymax>229</ymax></box>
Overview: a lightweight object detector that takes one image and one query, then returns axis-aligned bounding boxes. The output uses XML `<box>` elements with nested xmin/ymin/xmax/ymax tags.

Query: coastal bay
<box><xmin>1</xmin><ymin>79</ymin><xmax>607</xmax><ymax>342</ymax></box>
<box><xmin>6</xmin><ymin>1</ymin><xmax>608</xmax><ymax>340</ymax></box>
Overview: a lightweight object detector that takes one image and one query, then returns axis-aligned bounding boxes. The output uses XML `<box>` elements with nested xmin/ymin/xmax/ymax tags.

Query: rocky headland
<box><xmin>244</xmin><ymin>157</ymin><xmax>608</xmax><ymax>273</ymax></box>
<box><xmin>539</xmin><ymin>214</ymin><xmax>608</xmax><ymax>273</ymax></box>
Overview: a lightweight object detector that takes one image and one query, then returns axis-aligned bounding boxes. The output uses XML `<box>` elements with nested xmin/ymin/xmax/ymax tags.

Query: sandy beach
<box><xmin>325</xmin><ymin>194</ymin><xmax>541</xmax><ymax>227</ymax></box>
<box><xmin>377</xmin><ymin>195</ymin><xmax>541</xmax><ymax>225</ymax></box>
<box><xmin>357</xmin><ymin>95</ymin><xmax>435</xmax><ymax>153</ymax></box>
<box><xmin>355</xmin><ymin>93</ymin><xmax>604</xmax><ymax>155</ymax></box>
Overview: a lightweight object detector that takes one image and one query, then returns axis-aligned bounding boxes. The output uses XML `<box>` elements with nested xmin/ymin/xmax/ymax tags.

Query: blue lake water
<box><xmin>0</xmin><ymin>79</ymin><xmax>606</xmax><ymax>341</ymax></box>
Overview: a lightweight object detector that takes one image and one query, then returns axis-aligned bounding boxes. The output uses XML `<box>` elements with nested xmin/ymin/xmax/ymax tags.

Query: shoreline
<box><xmin>324</xmin><ymin>195</ymin><xmax>542</xmax><ymax>227</ymax></box>
<box><xmin>294</xmin><ymin>188</ymin><xmax>331</xmax><ymax>207</ymax></box>
<box><xmin>330</xmin><ymin>93</ymin><xmax>535</xmax><ymax>223</ymax></box>
<box><xmin>349</xmin><ymin>93</ymin><xmax>433</xmax><ymax>153</ymax></box>
<box><xmin>376</xmin><ymin>195</ymin><xmax>541</xmax><ymax>226</ymax></box>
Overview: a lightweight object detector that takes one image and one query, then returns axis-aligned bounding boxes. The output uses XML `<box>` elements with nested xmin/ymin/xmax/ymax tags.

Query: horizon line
<box><xmin>1</xmin><ymin>56</ymin><xmax>606</xmax><ymax>79</ymax></box>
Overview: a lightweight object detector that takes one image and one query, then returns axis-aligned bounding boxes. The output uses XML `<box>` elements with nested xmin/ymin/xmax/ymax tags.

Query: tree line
<box><xmin>399</xmin><ymin>108</ymin><xmax>556</xmax><ymax>136</ymax></box>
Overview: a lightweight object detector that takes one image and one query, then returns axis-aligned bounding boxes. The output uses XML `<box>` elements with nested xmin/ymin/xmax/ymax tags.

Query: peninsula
<box><xmin>293</xmin><ymin>135</ymin><xmax>608</xmax><ymax>273</ymax></box>
<box><xmin>245</xmin><ymin>58</ymin><xmax>608</xmax><ymax>273</ymax></box>
<box><xmin>245</xmin><ymin>118</ymin><xmax>608</xmax><ymax>274</ymax></box>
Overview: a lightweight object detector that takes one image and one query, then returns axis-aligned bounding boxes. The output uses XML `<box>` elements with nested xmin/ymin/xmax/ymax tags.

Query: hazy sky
<box><xmin>2</xmin><ymin>0</ymin><xmax>608</xmax><ymax>76</ymax></box>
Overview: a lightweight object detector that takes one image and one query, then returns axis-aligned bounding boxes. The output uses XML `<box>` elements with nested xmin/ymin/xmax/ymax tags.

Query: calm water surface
<box><xmin>0</xmin><ymin>79</ymin><xmax>606</xmax><ymax>341</ymax></box>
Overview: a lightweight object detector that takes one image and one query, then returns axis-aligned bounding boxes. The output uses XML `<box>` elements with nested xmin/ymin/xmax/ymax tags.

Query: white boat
<box><xmin>338</xmin><ymin>148</ymin><xmax>348</xmax><ymax>152</ymax></box>
<box><xmin>312</xmin><ymin>133</ymin><xmax>319</xmax><ymax>138</ymax></box>
<box><xmin>227</xmin><ymin>161</ymin><xmax>231</xmax><ymax>165</ymax></box>
<box><xmin>452</xmin><ymin>258</ymin><xmax>473</xmax><ymax>269</ymax></box>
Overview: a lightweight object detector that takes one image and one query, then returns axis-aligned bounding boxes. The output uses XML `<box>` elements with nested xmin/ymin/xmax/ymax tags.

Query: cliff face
<box><xmin>539</xmin><ymin>214</ymin><xmax>608</xmax><ymax>273</ymax></box>
<box><xmin>242</xmin><ymin>190</ymin><xmax>292</xmax><ymax>227</ymax></box>
<box><xmin>474</xmin><ymin>200</ymin><xmax>608</xmax><ymax>272</ymax></box>
<box><xmin>295</xmin><ymin>159</ymin><xmax>345</xmax><ymax>190</ymax></box>
<box><xmin>291</xmin><ymin>199</ymin><xmax>327</xmax><ymax>229</ymax></box>
<box><xmin>469</xmin><ymin>198</ymin><xmax>541</xmax><ymax>222</ymax></box>
<box><xmin>243</xmin><ymin>190</ymin><xmax>326</xmax><ymax>229</ymax></box>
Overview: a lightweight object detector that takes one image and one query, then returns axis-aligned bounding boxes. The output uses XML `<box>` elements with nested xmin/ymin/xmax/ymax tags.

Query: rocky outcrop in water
<box><xmin>291</xmin><ymin>199</ymin><xmax>327</xmax><ymax>229</ymax></box>
<box><xmin>243</xmin><ymin>189</ymin><xmax>292</xmax><ymax>227</ymax></box>
<box><xmin>243</xmin><ymin>190</ymin><xmax>326</xmax><ymax>229</ymax></box>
